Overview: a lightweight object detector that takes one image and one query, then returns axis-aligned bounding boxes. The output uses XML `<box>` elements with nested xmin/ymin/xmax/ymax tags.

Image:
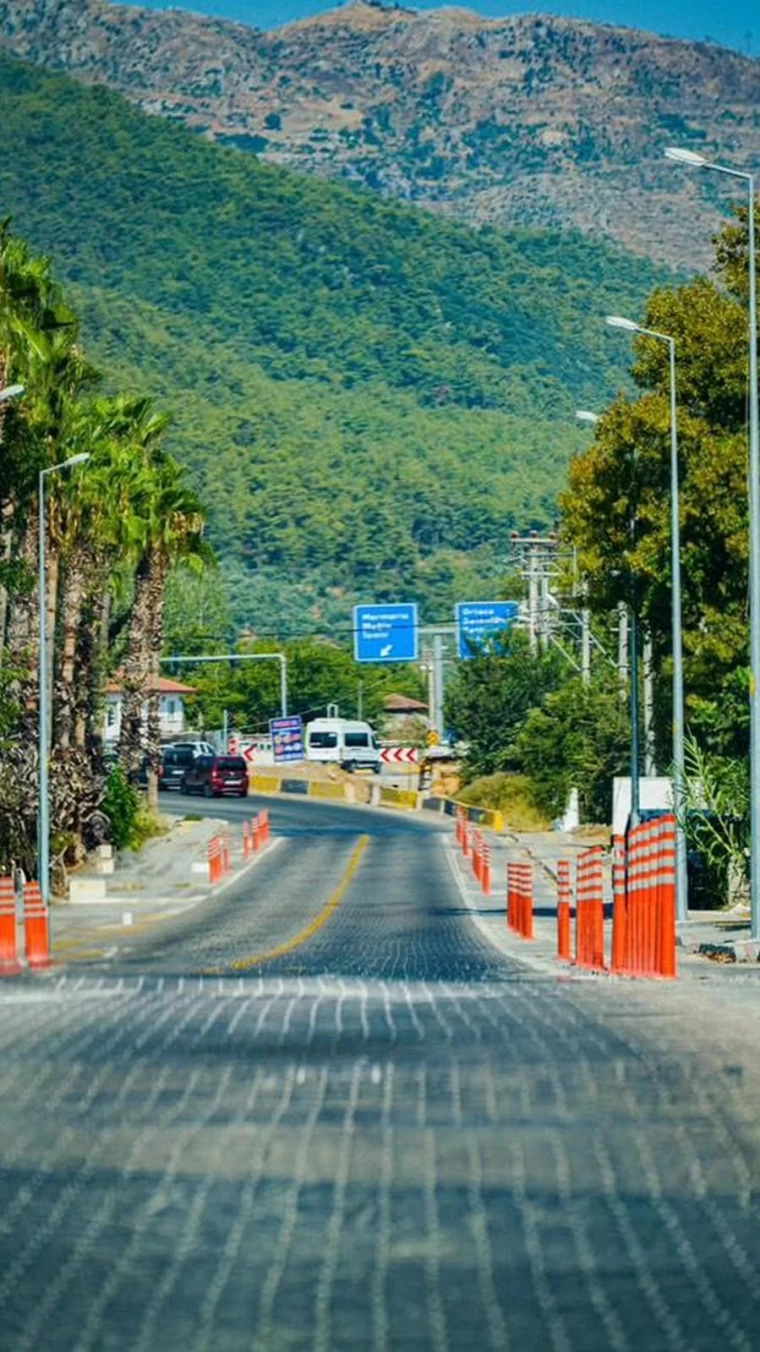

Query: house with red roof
<box><xmin>104</xmin><ymin>674</ymin><xmax>197</xmax><ymax>747</ymax></box>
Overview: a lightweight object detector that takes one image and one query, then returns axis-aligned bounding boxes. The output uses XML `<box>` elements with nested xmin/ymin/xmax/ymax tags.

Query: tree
<box><xmin>444</xmin><ymin>630</ymin><xmax>563</xmax><ymax>779</ymax></box>
<box><xmin>561</xmin><ymin>205</ymin><xmax>759</xmax><ymax>760</ymax></box>
<box><xmin>514</xmin><ymin>675</ymin><xmax>630</xmax><ymax>823</ymax></box>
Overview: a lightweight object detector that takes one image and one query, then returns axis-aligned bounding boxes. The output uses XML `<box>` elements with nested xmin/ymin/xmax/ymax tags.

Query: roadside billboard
<box><xmin>269</xmin><ymin>715</ymin><xmax>305</xmax><ymax>764</ymax></box>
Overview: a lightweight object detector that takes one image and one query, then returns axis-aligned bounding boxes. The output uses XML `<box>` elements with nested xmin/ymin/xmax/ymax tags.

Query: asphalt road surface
<box><xmin>3</xmin><ymin>792</ymin><xmax>760</xmax><ymax>1351</ymax></box>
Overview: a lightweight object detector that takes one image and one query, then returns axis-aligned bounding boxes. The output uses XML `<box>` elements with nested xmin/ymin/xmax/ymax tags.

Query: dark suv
<box><xmin>181</xmin><ymin>754</ymin><xmax>249</xmax><ymax>798</ymax></box>
<box><xmin>158</xmin><ymin>745</ymin><xmax>197</xmax><ymax>791</ymax></box>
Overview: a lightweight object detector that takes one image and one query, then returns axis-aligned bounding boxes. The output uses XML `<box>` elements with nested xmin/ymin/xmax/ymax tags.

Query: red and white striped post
<box><xmin>557</xmin><ymin>859</ymin><xmax>572</xmax><ymax>961</ymax></box>
<box><xmin>0</xmin><ymin>877</ymin><xmax>21</xmax><ymax>975</ymax></box>
<box><xmin>23</xmin><ymin>881</ymin><xmax>51</xmax><ymax>970</ymax></box>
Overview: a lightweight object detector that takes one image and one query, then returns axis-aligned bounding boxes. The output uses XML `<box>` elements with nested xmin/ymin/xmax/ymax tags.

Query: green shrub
<box><xmin>458</xmin><ymin>772</ymin><xmax>550</xmax><ymax>831</ymax></box>
<box><xmin>101</xmin><ymin>765</ymin><xmax>140</xmax><ymax>850</ymax></box>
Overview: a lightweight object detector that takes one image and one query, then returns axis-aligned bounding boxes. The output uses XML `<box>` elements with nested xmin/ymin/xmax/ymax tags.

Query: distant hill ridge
<box><xmin>0</xmin><ymin>0</ymin><xmax>758</xmax><ymax>265</ymax></box>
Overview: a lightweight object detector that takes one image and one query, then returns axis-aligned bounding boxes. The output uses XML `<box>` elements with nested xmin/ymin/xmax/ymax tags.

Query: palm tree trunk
<box><xmin>56</xmin><ymin>543</ymin><xmax>88</xmax><ymax>749</ymax></box>
<box><xmin>145</xmin><ymin>550</ymin><xmax>167</xmax><ymax>812</ymax></box>
<box><xmin>119</xmin><ymin>554</ymin><xmax>154</xmax><ymax>779</ymax></box>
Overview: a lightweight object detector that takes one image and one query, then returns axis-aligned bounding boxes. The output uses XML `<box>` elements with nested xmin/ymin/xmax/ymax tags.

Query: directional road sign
<box><xmin>455</xmin><ymin>601</ymin><xmax>520</xmax><ymax>660</ymax></box>
<box><xmin>269</xmin><ymin>715</ymin><xmax>304</xmax><ymax>764</ymax></box>
<box><xmin>354</xmin><ymin>603</ymin><xmax>418</xmax><ymax>664</ymax></box>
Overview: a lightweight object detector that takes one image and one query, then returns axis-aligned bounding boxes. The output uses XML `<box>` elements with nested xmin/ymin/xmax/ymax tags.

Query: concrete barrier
<box><xmin>309</xmin><ymin>781</ymin><xmax>348</xmax><ymax>801</ymax></box>
<box><xmin>281</xmin><ymin>779</ymin><xmax>309</xmax><ymax>795</ymax></box>
<box><xmin>379</xmin><ymin>785</ymin><xmax>421</xmax><ymax>810</ymax></box>
<box><xmin>248</xmin><ymin>774</ymin><xmax>281</xmax><ymax>794</ymax></box>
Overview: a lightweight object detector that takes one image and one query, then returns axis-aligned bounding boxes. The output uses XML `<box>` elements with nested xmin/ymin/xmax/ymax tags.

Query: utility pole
<box><xmin>222</xmin><ymin>708</ymin><xmax>228</xmax><ymax>754</ymax></box>
<box><xmin>433</xmin><ymin>633</ymin><xmax>444</xmax><ymax>738</ymax></box>
<box><xmin>617</xmin><ymin>603</ymin><xmax>629</xmax><ymax>702</ymax></box>
<box><xmin>643</xmin><ymin>633</ymin><xmax>656</xmax><ymax>775</ymax></box>
<box><xmin>581</xmin><ymin>603</ymin><xmax>591</xmax><ymax>686</ymax></box>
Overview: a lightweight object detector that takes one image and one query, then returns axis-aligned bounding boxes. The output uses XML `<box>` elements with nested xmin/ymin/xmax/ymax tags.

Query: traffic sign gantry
<box><xmin>455</xmin><ymin>601</ymin><xmax>519</xmax><ymax>660</ymax></box>
<box><xmin>354</xmin><ymin>604</ymin><xmax>418</xmax><ymax>664</ymax></box>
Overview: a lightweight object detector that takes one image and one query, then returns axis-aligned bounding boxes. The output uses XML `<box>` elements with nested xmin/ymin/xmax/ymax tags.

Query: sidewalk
<box><xmin>446</xmin><ymin>827</ymin><xmax>603</xmax><ymax>977</ymax></box>
<box><xmin>447</xmin><ymin>823</ymin><xmax>760</xmax><ymax>978</ymax></box>
<box><xmin>49</xmin><ymin>813</ymin><xmax>272</xmax><ymax>963</ymax></box>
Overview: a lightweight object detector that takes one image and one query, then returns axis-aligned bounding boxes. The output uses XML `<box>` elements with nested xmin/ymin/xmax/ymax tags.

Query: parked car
<box><xmin>165</xmin><ymin>739</ymin><xmax>216</xmax><ymax>758</ymax></box>
<box><xmin>181</xmin><ymin>754</ymin><xmax>249</xmax><ymax>798</ymax></box>
<box><xmin>158</xmin><ymin>745</ymin><xmax>197</xmax><ymax>791</ymax></box>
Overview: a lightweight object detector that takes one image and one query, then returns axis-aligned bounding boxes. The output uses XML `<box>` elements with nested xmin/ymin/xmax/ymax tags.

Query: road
<box><xmin>2</xmin><ymin>792</ymin><xmax>760</xmax><ymax>1350</ymax></box>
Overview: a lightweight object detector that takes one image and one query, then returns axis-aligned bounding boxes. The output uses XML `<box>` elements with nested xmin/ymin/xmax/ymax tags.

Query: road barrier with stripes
<box><xmin>472</xmin><ymin>829</ymin><xmax>483</xmax><ymax>884</ymax></box>
<box><xmin>208</xmin><ymin>836</ymin><xmax>224</xmax><ymax>883</ymax></box>
<box><xmin>555</xmin><ymin>815</ymin><xmax>677</xmax><ymax>979</ymax></box>
<box><xmin>557</xmin><ymin>858</ymin><xmax>572</xmax><ymax>961</ymax></box>
<box><xmin>616</xmin><ymin>815</ymin><xmax>677</xmax><ymax>978</ymax></box>
<box><xmin>23</xmin><ymin>881</ymin><xmax>51</xmax><ymax>969</ymax></box>
<box><xmin>481</xmin><ymin>841</ymin><xmax>492</xmax><ymax>896</ymax></box>
<box><xmin>507</xmin><ymin>862</ymin><xmax>534</xmax><ymax>939</ymax></box>
<box><xmin>575</xmin><ymin>846</ymin><xmax>605</xmax><ymax>971</ymax></box>
<box><xmin>0</xmin><ymin>876</ymin><xmax>21</xmax><ymax>975</ymax></box>
<box><xmin>611</xmin><ymin>834</ymin><xmax>627</xmax><ymax>973</ymax></box>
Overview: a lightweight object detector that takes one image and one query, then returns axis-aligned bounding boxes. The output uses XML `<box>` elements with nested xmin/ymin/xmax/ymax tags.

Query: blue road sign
<box><xmin>269</xmin><ymin>715</ymin><xmax>304</xmax><ymax>763</ymax></box>
<box><xmin>354</xmin><ymin>603</ymin><xmax>419</xmax><ymax>664</ymax></box>
<box><xmin>456</xmin><ymin>601</ymin><xmax>520</xmax><ymax>659</ymax></box>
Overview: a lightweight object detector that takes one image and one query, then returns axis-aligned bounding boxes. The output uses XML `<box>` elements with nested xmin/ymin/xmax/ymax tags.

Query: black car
<box><xmin>158</xmin><ymin>745</ymin><xmax>197</xmax><ymax>791</ymax></box>
<box><xmin>181</xmin><ymin>754</ymin><xmax>249</xmax><ymax>798</ymax></box>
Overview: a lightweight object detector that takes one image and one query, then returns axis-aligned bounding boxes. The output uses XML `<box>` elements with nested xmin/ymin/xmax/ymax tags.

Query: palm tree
<box><xmin>119</xmin><ymin>447</ymin><xmax>208</xmax><ymax>800</ymax></box>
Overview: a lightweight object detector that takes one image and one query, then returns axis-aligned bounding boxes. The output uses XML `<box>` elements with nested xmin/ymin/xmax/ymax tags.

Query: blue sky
<box><xmin>135</xmin><ymin>0</ymin><xmax>758</xmax><ymax>55</ymax></box>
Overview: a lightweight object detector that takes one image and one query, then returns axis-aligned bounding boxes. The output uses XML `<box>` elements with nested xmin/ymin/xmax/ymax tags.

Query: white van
<box><xmin>305</xmin><ymin>718</ymin><xmax>382</xmax><ymax>773</ymax></box>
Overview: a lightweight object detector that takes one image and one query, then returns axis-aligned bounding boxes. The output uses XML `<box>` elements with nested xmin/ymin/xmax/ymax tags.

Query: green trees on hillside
<box><xmin>0</xmin><ymin>50</ymin><xmax>670</xmax><ymax>622</ymax></box>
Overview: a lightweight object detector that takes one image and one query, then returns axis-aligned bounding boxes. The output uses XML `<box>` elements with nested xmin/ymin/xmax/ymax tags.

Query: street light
<box><xmin>0</xmin><ymin>384</ymin><xmax>25</xmax><ymax>404</ymax></box>
<box><xmin>38</xmin><ymin>452</ymin><xmax>91</xmax><ymax>903</ymax></box>
<box><xmin>665</xmin><ymin>146</ymin><xmax>760</xmax><ymax>937</ymax></box>
<box><xmin>606</xmin><ymin>314</ymin><xmax>687</xmax><ymax>918</ymax></box>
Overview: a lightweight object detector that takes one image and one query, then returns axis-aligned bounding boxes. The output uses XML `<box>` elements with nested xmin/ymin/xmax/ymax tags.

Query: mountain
<box><xmin>0</xmin><ymin>0</ymin><xmax>758</xmax><ymax>267</ymax></box>
<box><xmin>0</xmin><ymin>49</ymin><xmax>668</xmax><ymax>633</ymax></box>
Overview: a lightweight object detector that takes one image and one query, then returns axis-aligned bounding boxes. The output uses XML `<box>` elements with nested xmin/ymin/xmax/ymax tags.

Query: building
<box><xmin>382</xmin><ymin>692</ymin><xmax>429</xmax><ymax>721</ymax></box>
<box><xmin>104</xmin><ymin>675</ymin><xmax>197</xmax><ymax>746</ymax></box>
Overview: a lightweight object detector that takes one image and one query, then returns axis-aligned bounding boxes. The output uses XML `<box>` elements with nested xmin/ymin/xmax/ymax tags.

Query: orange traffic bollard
<box><xmin>481</xmin><ymin>843</ymin><xmax>491</xmax><ymax>896</ymax></box>
<box><xmin>557</xmin><ymin>859</ymin><xmax>572</xmax><ymax>961</ymax></box>
<box><xmin>23</xmin><ymin>881</ymin><xmax>51</xmax><ymax>970</ymax></box>
<box><xmin>0</xmin><ymin>877</ymin><xmax>21</xmax><ymax>975</ymax></box>
<box><xmin>221</xmin><ymin>829</ymin><xmax>231</xmax><ymax>875</ymax></box>
<box><xmin>242</xmin><ymin>821</ymin><xmax>251</xmax><ymax>860</ymax></box>
<box><xmin>472</xmin><ymin>830</ymin><xmax>482</xmax><ymax>882</ymax></box>
<box><xmin>575</xmin><ymin>846</ymin><xmax>605</xmax><ymax>970</ymax></box>
<box><xmin>610</xmin><ymin>834</ymin><xmax>628</xmax><ymax>973</ymax></box>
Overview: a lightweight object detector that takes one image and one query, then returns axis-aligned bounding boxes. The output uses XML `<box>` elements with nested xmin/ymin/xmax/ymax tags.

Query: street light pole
<box><xmin>606</xmin><ymin>316</ymin><xmax>687</xmax><ymax>919</ymax></box>
<box><xmin>38</xmin><ymin>452</ymin><xmax>90</xmax><ymax>903</ymax></box>
<box><xmin>665</xmin><ymin>146</ymin><xmax>759</xmax><ymax>936</ymax></box>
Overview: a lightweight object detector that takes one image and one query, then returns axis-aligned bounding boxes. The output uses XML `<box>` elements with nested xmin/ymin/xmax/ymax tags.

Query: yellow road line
<box><xmin>227</xmin><ymin>834</ymin><xmax>369</xmax><ymax>973</ymax></box>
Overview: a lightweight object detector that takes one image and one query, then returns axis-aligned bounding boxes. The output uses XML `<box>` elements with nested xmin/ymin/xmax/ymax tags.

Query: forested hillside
<box><xmin>0</xmin><ymin>51</ymin><xmax>670</xmax><ymax>630</ymax></box>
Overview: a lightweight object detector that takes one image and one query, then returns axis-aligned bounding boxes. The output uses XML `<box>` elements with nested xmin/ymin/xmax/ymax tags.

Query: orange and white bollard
<box><xmin>481</xmin><ymin>843</ymin><xmax>491</xmax><ymax>896</ymax></box>
<box><xmin>23</xmin><ymin>881</ymin><xmax>51</xmax><ymax>970</ymax></box>
<box><xmin>208</xmin><ymin>837</ymin><xmax>222</xmax><ymax>883</ymax></box>
<box><xmin>0</xmin><ymin>877</ymin><xmax>21</xmax><ymax>975</ymax></box>
<box><xmin>221</xmin><ymin>829</ymin><xmax>231</xmax><ymax>875</ymax></box>
<box><xmin>242</xmin><ymin>821</ymin><xmax>252</xmax><ymax>860</ymax></box>
<box><xmin>557</xmin><ymin>859</ymin><xmax>572</xmax><ymax>961</ymax></box>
